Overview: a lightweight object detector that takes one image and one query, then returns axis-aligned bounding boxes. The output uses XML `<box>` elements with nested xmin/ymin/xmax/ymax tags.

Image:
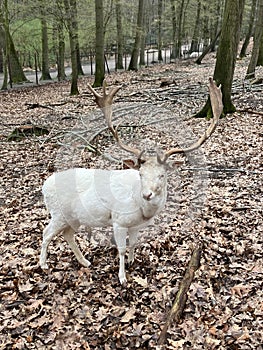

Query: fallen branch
<box><xmin>158</xmin><ymin>244</ymin><xmax>202</xmax><ymax>345</ymax></box>
<box><xmin>25</xmin><ymin>102</ymin><xmax>54</xmax><ymax>110</ymax></box>
<box><xmin>237</xmin><ymin>108</ymin><xmax>263</xmax><ymax>116</ymax></box>
<box><xmin>7</xmin><ymin>124</ymin><xmax>49</xmax><ymax>141</ymax></box>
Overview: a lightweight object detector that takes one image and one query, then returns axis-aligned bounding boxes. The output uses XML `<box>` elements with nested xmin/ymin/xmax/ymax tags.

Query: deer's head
<box><xmin>87</xmin><ymin>79</ymin><xmax>223</xmax><ymax>207</ymax></box>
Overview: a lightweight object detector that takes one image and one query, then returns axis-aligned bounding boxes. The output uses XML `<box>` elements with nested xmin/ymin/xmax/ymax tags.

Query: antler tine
<box><xmin>162</xmin><ymin>78</ymin><xmax>223</xmax><ymax>162</ymax></box>
<box><xmin>87</xmin><ymin>80</ymin><xmax>142</xmax><ymax>158</ymax></box>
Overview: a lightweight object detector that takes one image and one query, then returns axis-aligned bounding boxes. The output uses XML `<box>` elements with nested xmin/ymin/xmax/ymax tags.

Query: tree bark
<box><xmin>190</xmin><ymin>0</ymin><xmax>201</xmax><ymax>54</ymax></box>
<box><xmin>246</xmin><ymin>0</ymin><xmax>263</xmax><ymax>79</ymax></box>
<box><xmin>257</xmin><ymin>30</ymin><xmax>263</xmax><ymax>66</ymax></box>
<box><xmin>202</xmin><ymin>4</ymin><xmax>210</xmax><ymax>51</ymax></box>
<box><xmin>240</xmin><ymin>0</ymin><xmax>257</xmax><ymax>59</ymax></box>
<box><xmin>73</xmin><ymin>3</ymin><xmax>84</xmax><ymax>78</ymax></box>
<box><xmin>157</xmin><ymin>0</ymin><xmax>163</xmax><ymax>61</ymax></box>
<box><xmin>175</xmin><ymin>0</ymin><xmax>185</xmax><ymax>58</ymax></box>
<box><xmin>57</xmin><ymin>18</ymin><xmax>66</xmax><ymax>81</ymax></box>
<box><xmin>128</xmin><ymin>0</ymin><xmax>144</xmax><ymax>71</ymax></box>
<box><xmin>195</xmin><ymin>0</ymin><xmax>245</xmax><ymax>117</ymax></box>
<box><xmin>64</xmin><ymin>0</ymin><xmax>79</xmax><ymax>94</ymax></box>
<box><xmin>94</xmin><ymin>0</ymin><xmax>105</xmax><ymax>87</ymax></box>
<box><xmin>0</xmin><ymin>1</ymin><xmax>27</xmax><ymax>87</ymax></box>
<box><xmin>139</xmin><ymin>10</ymin><xmax>146</xmax><ymax>66</ymax></box>
<box><xmin>169</xmin><ymin>0</ymin><xmax>176</xmax><ymax>59</ymax></box>
<box><xmin>40</xmin><ymin>17</ymin><xmax>52</xmax><ymax>81</ymax></box>
<box><xmin>210</xmin><ymin>0</ymin><xmax>221</xmax><ymax>52</ymax></box>
<box><xmin>115</xmin><ymin>0</ymin><xmax>124</xmax><ymax>70</ymax></box>
<box><xmin>195</xmin><ymin>29</ymin><xmax>221</xmax><ymax>65</ymax></box>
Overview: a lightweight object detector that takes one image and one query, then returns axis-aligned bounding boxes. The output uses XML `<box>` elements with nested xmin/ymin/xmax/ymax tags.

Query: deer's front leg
<box><xmin>113</xmin><ymin>224</ymin><xmax>127</xmax><ymax>284</ymax></box>
<box><xmin>128</xmin><ymin>228</ymin><xmax>138</xmax><ymax>265</ymax></box>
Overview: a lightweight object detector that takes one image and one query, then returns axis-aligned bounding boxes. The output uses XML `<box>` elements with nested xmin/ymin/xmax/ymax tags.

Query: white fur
<box><xmin>40</xmin><ymin>157</ymin><xmax>167</xmax><ymax>284</ymax></box>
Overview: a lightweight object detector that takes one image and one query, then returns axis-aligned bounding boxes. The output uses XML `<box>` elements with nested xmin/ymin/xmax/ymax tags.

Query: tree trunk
<box><xmin>170</xmin><ymin>0</ymin><xmax>177</xmax><ymax>59</ymax></box>
<box><xmin>195</xmin><ymin>0</ymin><xmax>245</xmax><ymax>117</ymax></box>
<box><xmin>115</xmin><ymin>0</ymin><xmax>124</xmax><ymax>69</ymax></box>
<box><xmin>71</xmin><ymin>1</ymin><xmax>84</xmax><ymax>77</ymax></box>
<box><xmin>157</xmin><ymin>0</ymin><xmax>163</xmax><ymax>61</ymax></box>
<box><xmin>40</xmin><ymin>17</ymin><xmax>52</xmax><ymax>80</ymax></box>
<box><xmin>8</xmin><ymin>31</ymin><xmax>28</xmax><ymax>84</ymax></box>
<box><xmin>64</xmin><ymin>0</ymin><xmax>79</xmax><ymax>94</ymax></box>
<box><xmin>175</xmin><ymin>0</ymin><xmax>185</xmax><ymax>58</ymax></box>
<box><xmin>202</xmin><ymin>5</ymin><xmax>210</xmax><ymax>51</ymax></box>
<box><xmin>94</xmin><ymin>0</ymin><xmax>105</xmax><ymax>87</ymax></box>
<box><xmin>57</xmin><ymin>19</ymin><xmax>66</xmax><ymax>81</ymax></box>
<box><xmin>190</xmin><ymin>0</ymin><xmax>201</xmax><ymax>53</ymax></box>
<box><xmin>245</xmin><ymin>0</ymin><xmax>263</xmax><ymax>79</ymax></box>
<box><xmin>139</xmin><ymin>10</ymin><xmax>146</xmax><ymax>66</ymax></box>
<box><xmin>128</xmin><ymin>0</ymin><xmax>144</xmax><ymax>71</ymax></box>
<box><xmin>0</xmin><ymin>47</ymin><xmax>3</xmax><ymax>73</ymax></box>
<box><xmin>0</xmin><ymin>25</ymin><xmax>4</xmax><ymax>74</ymax></box>
<box><xmin>210</xmin><ymin>0</ymin><xmax>221</xmax><ymax>52</ymax></box>
<box><xmin>240</xmin><ymin>0</ymin><xmax>257</xmax><ymax>59</ymax></box>
<box><xmin>0</xmin><ymin>26</ymin><xmax>8</xmax><ymax>90</ymax></box>
<box><xmin>195</xmin><ymin>29</ymin><xmax>221</xmax><ymax>65</ymax></box>
<box><xmin>0</xmin><ymin>1</ymin><xmax>27</xmax><ymax>87</ymax></box>
<box><xmin>257</xmin><ymin>30</ymin><xmax>263</xmax><ymax>66</ymax></box>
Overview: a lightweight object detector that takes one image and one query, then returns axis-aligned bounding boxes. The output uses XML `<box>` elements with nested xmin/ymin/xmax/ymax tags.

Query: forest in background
<box><xmin>0</xmin><ymin>0</ymin><xmax>263</xmax><ymax>89</ymax></box>
<box><xmin>0</xmin><ymin>0</ymin><xmax>263</xmax><ymax>349</ymax></box>
<box><xmin>0</xmin><ymin>54</ymin><xmax>262</xmax><ymax>350</ymax></box>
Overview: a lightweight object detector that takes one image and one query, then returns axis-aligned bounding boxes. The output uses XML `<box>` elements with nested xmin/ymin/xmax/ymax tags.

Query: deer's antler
<box><xmin>87</xmin><ymin>80</ymin><xmax>142</xmax><ymax>158</ymax></box>
<box><xmin>161</xmin><ymin>78</ymin><xmax>223</xmax><ymax>162</ymax></box>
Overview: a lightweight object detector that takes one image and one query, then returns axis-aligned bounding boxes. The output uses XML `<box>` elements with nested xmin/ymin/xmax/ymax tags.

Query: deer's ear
<box><xmin>166</xmin><ymin>159</ymin><xmax>184</xmax><ymax>170</ymax></box>
<box><xmin>123</xmin><ymin>159</ymin><xmax>138</xmax><ymax>169</ymax></box>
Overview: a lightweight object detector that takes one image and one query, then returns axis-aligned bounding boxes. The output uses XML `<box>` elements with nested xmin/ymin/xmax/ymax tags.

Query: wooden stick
<box><xmin>158</xmin><ymin>244</ymin><xmax>202</xmax><ymax>345</ymax></box>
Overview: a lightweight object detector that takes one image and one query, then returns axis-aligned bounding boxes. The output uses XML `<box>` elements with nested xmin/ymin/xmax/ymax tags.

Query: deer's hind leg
<box><xmin>63</xmin><ymin>227</ymin><xmax>91</xmax><ymax>268</ymax></box>
<box><xmin>40</xmin><ymin>220</ymin><xmax>65</xmax><ymax>269</ymax></box>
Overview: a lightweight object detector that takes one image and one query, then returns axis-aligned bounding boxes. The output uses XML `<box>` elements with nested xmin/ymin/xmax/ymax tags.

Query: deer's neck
<box><xmin>140</xmin><ymin>188</ymin><xmax>167</xmax><ymax>220</ymax></box>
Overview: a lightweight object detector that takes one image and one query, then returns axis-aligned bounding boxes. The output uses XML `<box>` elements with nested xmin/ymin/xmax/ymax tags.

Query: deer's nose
<box><xmin>143</xmin><ymin>192</ymin><xmax>153</xmax><ymax>201</ymax></box>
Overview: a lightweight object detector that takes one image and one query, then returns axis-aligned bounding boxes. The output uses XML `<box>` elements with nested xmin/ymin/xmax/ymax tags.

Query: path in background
<box><xmin>0</xmin><ymin>49</ymin><xmax>176</xmax><ymax>89</ymax></box>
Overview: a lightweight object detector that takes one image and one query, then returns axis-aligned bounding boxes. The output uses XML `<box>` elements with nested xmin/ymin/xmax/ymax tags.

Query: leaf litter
<box><xmin>0</xmin><ymin>54</ymin><xmax>262</xmax><ymax>349</ymax></box>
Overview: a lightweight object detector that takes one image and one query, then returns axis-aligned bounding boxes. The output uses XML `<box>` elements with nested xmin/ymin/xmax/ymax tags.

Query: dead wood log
<box><xmin>25</xmin><ymin>101</ymin><xmax>68</xmax><ymax>110</ymax></box>
<box><xmin>158</xmin><ymin>244</ymin><xmax>202</xmax><ymax>345</ymax></box>
<box><xmin>7</xmin><ymin>124</ymin><xmax>49</xmax><ymax>141</ymax></box>
<box><xmin>25</xmin><ymin>102</ymin><xmax>54</xmax><ymax>110</ymax></box>
<box><xmin>238</xmin><ymin>108</ymin><xmax>263</xmax><ymax>116</ymax></box>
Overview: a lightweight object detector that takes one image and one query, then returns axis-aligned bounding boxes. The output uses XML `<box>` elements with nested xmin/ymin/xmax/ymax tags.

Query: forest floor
<box><xmin>0</xmin><ymin>54</ymin><xmax>262</xmax><ymax>350</ymax></box>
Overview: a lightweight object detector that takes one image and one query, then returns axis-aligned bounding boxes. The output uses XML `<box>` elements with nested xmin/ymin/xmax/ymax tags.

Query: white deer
<box><xmin>39</xmin><ymin>79</ymin><xmax>223</xmax><ymax>284</ymax></box>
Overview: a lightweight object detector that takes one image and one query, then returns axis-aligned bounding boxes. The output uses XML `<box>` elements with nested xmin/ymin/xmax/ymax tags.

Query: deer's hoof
<box><xmin>40</xmin><ymin>262</ymin><xmax>49</xmax><ymax>270</ymax></box>
<box><xmin>119</xmin><ymin>275</ymin><xmax>127</xmax><ymax>285</ymax></box>
<box><xmin>82</xmin><ymin>259</ymin><xmax>91</xmax><ymax>267</ymax></box>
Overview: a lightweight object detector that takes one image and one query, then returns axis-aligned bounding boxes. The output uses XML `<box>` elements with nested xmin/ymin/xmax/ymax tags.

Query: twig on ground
<box><xmin>158</xmin><ymin>244</ymin><xmax>202</xmax><ymax>345</ymax></box>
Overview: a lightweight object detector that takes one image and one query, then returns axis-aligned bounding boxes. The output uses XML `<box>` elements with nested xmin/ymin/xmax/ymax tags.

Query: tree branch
<box><xmin>158</xmin><ymin>244</ymin><xmax>202</xmax><ymax>345</ymax></box>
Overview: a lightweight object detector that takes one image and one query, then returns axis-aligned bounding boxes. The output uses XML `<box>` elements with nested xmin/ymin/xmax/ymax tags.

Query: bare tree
<box><xmin>245</xmin><ymin>0</ymin><xmax>263</xmax><ymax>79</ymax></box>
<box><xmin>63</xmin><ymin>0</ymin><xmax>79</xmax><ymax>94</ymax></box>
<box><xmin>94</xmin><ymin>0</ymin><xmax>105</xmax><ymax>87</ymax></box>
<box><xmin>190</xmin><ymin>0</ymin><xmax>201</xmax><ymax>54</ymax></box>
<box><xmin>40</xmin><ymin>16</ymin><xmax>52</xmax><ymax>81</ymax></box>
<box><xmin>115</xmin><ymin>0</ymin><xmax>124</xmax><ymax>69</ymax></box>
<box><xmin>240</xmin><ymin>0</ymin><xmax>258</xmax><ymax>59</ymax></box>
<box><xmin>257</xmin><ymin>29</ymin><xmax>263</xmax><ymax>65</ymax></box>
<box><xmin>128</xmin><ymin>0</ymin><xmax>145</xmax><ymax>71</ymax></box>
<box><xmin>0</xmin><ymin>0</ymin><xmax>27</xmax><ymax>88</ymax></box>
<box><xmin>196</xmin><ymin>0</ymin><xmax>245</xmax><ymax>117</ymax></box>
<box><xmin>157</xmin><ymin>0</ymin><xmax>163</xmax><ymax>61</ymax></box>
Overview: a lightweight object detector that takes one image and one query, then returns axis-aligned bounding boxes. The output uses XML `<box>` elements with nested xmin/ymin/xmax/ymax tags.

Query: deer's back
<box><xmin>42</xmin><ymin>168</ymin><xmax>143</xmax><ymax>227</ymax></box>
